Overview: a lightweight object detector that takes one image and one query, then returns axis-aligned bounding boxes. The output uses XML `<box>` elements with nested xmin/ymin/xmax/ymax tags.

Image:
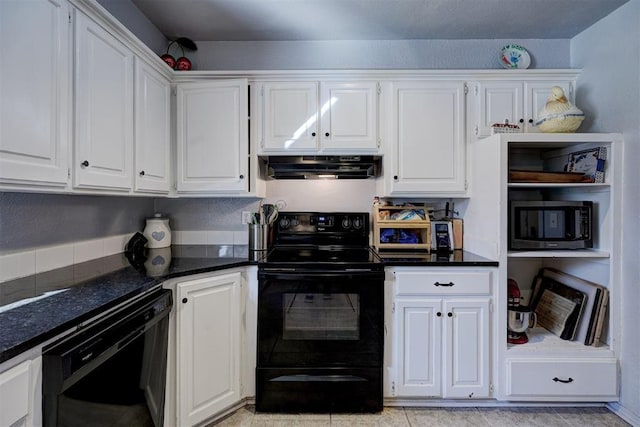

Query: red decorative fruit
<box><xmin>160</xmin><ymin>53</ymin><xmax>176</xmax><ymax>68</ymax></box>
<box><xmin>176</xmin><ymin>56</ymin><xmax>192</xmax><ymax>71</ymax></box>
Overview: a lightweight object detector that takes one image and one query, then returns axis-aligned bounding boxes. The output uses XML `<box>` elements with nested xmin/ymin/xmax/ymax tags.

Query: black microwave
<box><xmin>509</xmin><ymin>201</ymin><xmax>593</xmax><ymax>250</ymax></box>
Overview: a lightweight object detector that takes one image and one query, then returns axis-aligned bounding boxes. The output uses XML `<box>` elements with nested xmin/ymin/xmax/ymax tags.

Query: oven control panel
<box><xmin>275</xmin><ymin>212</ymin><xmax>369</xmax><ymax>244</ymax></box>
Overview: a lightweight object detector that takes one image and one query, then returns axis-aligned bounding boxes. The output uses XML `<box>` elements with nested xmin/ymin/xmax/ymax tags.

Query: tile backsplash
<box><xmin>0</xmin><ymin>230</ymin><xmax>250</xmax><ymax>283</ymax></box>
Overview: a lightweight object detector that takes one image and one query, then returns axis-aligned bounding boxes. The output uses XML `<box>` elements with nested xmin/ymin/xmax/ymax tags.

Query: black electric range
<box><xmin>256</xmin><ymin>212</ymin><xmax>384</xmax><ymax>413</ymax></box>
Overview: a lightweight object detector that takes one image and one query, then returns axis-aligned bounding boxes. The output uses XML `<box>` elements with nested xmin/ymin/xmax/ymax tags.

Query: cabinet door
<box><xmin>390</xmin><ymin>81</ymin><xmax>466</xmax><ymax>194</ymax></box>
<box><xmin>74</xmin><ymin>12</ymin><xmax>133</xmax><ymax>190</ymax></box>
<box><xmin>134</xmin><ymin>58</ymin><xmax>171</xmax><ymax>193</ymax></box>
<box><xmin>442</xmin><ymin>299</ymin><xmax>490</xmax><ymax>398</ymax></box>
<box><xmin>320</xmin><ymin>82</ymin><xmax>378</xmax><ymax>151</ymax></box>
<box><xmin>0</xmin><ymin>0</ymin><xmax>70</xmax><ymax>186</ymax></box>
<box><xmin>476</xmin><ymin>82</ymin><xmax>522</xmax><ymax>138</ymax></box>
<box><xmin>177</xmin><ymin>272</ymin><xmax>242</xmax><ymax>427</ymax></box>
<box><xmin>261</xmin><ymin>82</ymin><xmax>318</xmax><ymax>152</ymax></box>
<box><xmin>0</xmin><ymin>359</ymin><xmax>31</xmax><ymax>427</ymax></box>
<box><xmin>524</xmin><ymin>81</ymin><xmax>573</xmax><ymax>132</ymax></box>
<box><xmin>176</xmin><ymin>80</ymin><xmax>248</xmax><ymax>193</ymax></box>
<box><xmin>394</xmin><ymin>298</ymin><xmax>442</xmax><ymax>397</ymax></box>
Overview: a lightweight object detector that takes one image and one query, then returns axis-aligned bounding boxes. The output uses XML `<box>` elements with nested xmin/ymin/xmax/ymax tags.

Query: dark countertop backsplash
<box><xmin>0</xmin><ymin>244</ymin><xmax>496</xmax><ymax>364</ymax></box>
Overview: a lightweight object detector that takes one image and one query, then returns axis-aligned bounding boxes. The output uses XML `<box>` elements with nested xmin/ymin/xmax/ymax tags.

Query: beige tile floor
<box><xmin>210</xmin><ymin>406</ymin><xmax>631</xmax><ymax>427</ymax></box>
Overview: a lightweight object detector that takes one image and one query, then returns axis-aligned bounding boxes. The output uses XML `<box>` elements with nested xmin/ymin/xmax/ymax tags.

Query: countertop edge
<box><xmin>0</xmin><ymin>258</ymin><xmax>253</xmax><ymax>364</ymax></box>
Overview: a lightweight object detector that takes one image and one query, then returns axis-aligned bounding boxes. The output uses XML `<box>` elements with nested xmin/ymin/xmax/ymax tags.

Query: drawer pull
<box><xmin>552</xmin><ymin>377</ymin><xmax>574</xmax><ymax>384</ymax></box>
<box><xmin>434</xmin><ymin>281</ymin><xmax>455</xmax><ymax>287</ymax></box>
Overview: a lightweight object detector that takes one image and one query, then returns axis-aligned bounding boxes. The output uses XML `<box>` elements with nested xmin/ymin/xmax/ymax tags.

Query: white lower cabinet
<box><xmin>0</xmin><ymin>356</ymin><xmax>42</xmax><ymax>427</ymax></box>
<box><xmin>175</xmin><ymin>272</ymin><xmax>243</xmax><ymax>426</ymax></box>
<box><xmin>390</xmin><ymin>268</ymin><xmax>492</xmax><ymax>399</ymax></box>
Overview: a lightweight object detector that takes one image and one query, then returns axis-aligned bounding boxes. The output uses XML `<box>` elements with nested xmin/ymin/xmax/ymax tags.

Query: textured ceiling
<box><xmin>131</xmin><ymin>0</ymin><xmax>629</xmax><ymax>41</ymax></box>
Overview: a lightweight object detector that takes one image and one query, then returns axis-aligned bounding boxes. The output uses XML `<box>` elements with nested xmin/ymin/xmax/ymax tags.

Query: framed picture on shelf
<box><xmin>565</xmin><ymin>146</ymin><xmax>607</xmax><ymax>183</ymax></box>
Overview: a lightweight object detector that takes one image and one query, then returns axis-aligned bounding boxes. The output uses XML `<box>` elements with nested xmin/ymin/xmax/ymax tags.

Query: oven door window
<box><xmin>257</xmin><ymin>271</ymin><xmax>383</xmax><ymax>367</ymax></box>
<box><xmin>283</xmin><ymin>293</ymin><xmax>359</xmax><ymax>340</ymax></box>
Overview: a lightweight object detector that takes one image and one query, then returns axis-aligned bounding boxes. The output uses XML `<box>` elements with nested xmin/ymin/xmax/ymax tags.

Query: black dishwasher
<box><xmin>42</xmin><ymin>288</ymin><xmax>172</xmax><ymax>427</ymax></box>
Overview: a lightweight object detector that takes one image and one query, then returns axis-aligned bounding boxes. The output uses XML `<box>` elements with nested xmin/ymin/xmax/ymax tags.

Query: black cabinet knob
<box><xmin>447</xmin><ymin>312</ymin><xmax>453</xmax><ymax>317</ymax></box>
<box><xmin>182</xmin><ymin>298</ymin><xmax>188</xmax><ymax>304</ymax></box>
<box><xmin>519</xmin><ymin>118</ymin><xmax>524</xmax><ymax>123</ymax></box>
<box><xmin>311</xmin><ymin>132</ymin><xmax>316</xmax><ymax>137</ymax></box>
<box><xmin>239</xmin><ymin>174</ymin><xmax>244</xmax><ymax>179</ymax></box>
<box><xmin>393</xmin><ymin>175</ymin><xmax>398</xmax><ymax>180</ymax></box>
<box><xmin>81</xmin><ymin>160</ymin><xmax>89</xmax><ymax>168</ymax></box>
<box><xmin>436</xmin><ymin>312</ymin><xmax>442</xmax><ymax>317</ymax></box>
<box><xmin>139</xmin><ymin>170</ymin><xmax>145</xmax><ymax>176</ymax></box>
<box><xmin>325</xmin><ymin>132</ymin><xmax>330</xmax><ymax>137</ymax></box>
<box><xmin>528</xmin><ymin>118</ymin><xmax>534</xmax><ymax>124</ymax></box>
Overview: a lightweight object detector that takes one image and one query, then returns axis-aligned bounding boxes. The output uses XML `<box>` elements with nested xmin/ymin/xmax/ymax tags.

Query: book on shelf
<box><xmin>532</xmin><ymin>268</ymin><xmax>608</xmax><ymax>345</ymax></box>
<box><xmin>591</xmin><ymin>289</ymin><xmax>609</xmax><ymax>347</ymax></box>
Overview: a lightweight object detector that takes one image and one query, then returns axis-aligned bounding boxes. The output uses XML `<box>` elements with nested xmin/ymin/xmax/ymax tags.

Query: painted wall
<box><xmin>0</xmin><ymin>192</ymin><xmax>154</xmax><ymax>253</ymax></box>
<box><xmin>571</xmin><ymin>0</ymin><xmax>640</xmax><ymax>422</ymax></box>
<box><xmin>190</xmin><ymin>39</ymin><xmax>569</xmax><ymax>70</ymax></box>
<box><xmin>96</xmin><ymin>0</ymin><xmax>168</xmax><ymax>55</ymax></box>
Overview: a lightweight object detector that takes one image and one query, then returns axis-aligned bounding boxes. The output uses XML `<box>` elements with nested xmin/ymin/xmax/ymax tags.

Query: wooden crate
<box><xmin>373</xmin><ymin>205</ymin><xmax>431</xmax><ymax>251</ymax></box>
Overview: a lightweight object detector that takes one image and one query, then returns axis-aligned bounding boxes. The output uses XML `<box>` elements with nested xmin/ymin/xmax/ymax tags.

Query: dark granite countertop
<box><xmin>0</xmin><ymin>244</ymin><xmax>496</xmax><ymax>364</ymax></box>
<box><xmin>375</xmin><ymin>249</ymin><xmax>499</xmax><ymax>267</ymax></box>
<box><xmin>0</xmin><ymin>245</ymin><xmax>252</xmax><ymax>364</ymax></box>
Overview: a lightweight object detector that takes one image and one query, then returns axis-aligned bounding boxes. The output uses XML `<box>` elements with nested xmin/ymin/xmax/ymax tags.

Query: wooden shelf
<box><xmin>373</xmin><ymin>205</ymin><xmax>431</xmax><ymax>251</ymax></box>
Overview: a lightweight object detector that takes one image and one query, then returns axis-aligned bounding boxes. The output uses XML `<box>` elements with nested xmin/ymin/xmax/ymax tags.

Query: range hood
<box><xmin>263</xmin><ymin>155</ymin><xmax>381</xmax><ymax>180</ymax></box>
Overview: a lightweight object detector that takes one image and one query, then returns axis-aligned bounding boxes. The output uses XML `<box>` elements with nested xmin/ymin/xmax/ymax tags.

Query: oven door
<box><xmin>257</xmin><ymin>269</ymin><xmax>384</xmax><ymax>368</ymax></box>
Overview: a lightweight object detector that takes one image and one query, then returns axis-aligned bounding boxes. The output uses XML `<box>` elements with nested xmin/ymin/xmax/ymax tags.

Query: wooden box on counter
<box><xmin>372</xmin><ymin>205</ymin><xmax>431</xmax><ymax>251</ymax></box>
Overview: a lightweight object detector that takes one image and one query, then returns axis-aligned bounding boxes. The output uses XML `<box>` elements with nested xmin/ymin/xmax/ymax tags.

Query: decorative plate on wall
<box><xmin>500</xmin><ymin>44</ymin><xmax>531</xmax><ymax>69</ymax></box>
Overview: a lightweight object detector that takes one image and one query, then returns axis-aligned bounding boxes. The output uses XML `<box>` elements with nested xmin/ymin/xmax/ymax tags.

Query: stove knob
<box><xmin>353</xmin><ymin>217</ymin><xmax>363</xmax><ymax>229</ymax></box>
<box><xmin>279</xmin><ymin>218</ymin><xmax>291</xmax><ymax>229</ymax></box>
<box><xmin>342</xmin><ymin>217</ymin><xmax>351</xmax><ymax>229</ymax></box>
<box><xmin>291</xmin><ymin>218</ymin><xmax>299</xmax><ymax>226</ymax></box>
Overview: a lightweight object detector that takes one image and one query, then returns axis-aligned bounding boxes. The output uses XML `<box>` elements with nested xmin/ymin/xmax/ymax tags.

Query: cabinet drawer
<box><xmin>506</xmin><ymin>358</ymin><xmax>617</xmax><ymax>400</ymax></box>
<box><xmin>395</xmin><ymin>270</ymin><xmax>491</xmax><ymax>295</ymax></box>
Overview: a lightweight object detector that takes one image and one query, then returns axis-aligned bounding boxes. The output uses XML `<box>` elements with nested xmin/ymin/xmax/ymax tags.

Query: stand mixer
<box><xmin>507</xmin><ymin>278</ymin><xmax>537</xmax><ymax>344</ymax></box>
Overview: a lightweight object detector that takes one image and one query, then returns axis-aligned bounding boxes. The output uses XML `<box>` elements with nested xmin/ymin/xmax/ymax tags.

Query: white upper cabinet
<box><xmin>261</xmin><ymin>82</ymin><xmax>319</xmax><ymax>152</ymax></box>
<box><xmin>176</xmin><ymin>80</ymin><xmax>249</xmax><ymax>193</ymax></box>
<box><xmin>259</xmin><ymin>80</ymin><xmax>379</xmax><ymax>154</ymax></box>
<box><xmin>473</xmin><ymin>80</ymin><xmax>574</xmax><ymax>138</ymax></box>
<box><xmin>134</xmin><ymin>58</ymin><xmax>171</xmax><ymax>194</ymax></box>
<box><xmin>73</xmin><ymin>11</ymin><xmax>134</xmax><ymax>191</ymax></box>
<box><xmin>385</xmin><ymin>80</ymin><xmax>466</xmax><ymax>195</ymax></box>
<box><xmin>320</xmin><ymin>81</ymin><xmax>379</xmax><ymax>151</ymax></box>
<box><xmin>0</xmin><ymin>0</ymin><xmax>70</xmax><ymax>187</ymax></box>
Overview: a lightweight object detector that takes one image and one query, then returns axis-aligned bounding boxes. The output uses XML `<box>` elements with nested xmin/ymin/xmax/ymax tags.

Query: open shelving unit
<box><xmin>466</xmin><ymin>133</ymin><xmax>622</xmax><ymax>401</ymax></box>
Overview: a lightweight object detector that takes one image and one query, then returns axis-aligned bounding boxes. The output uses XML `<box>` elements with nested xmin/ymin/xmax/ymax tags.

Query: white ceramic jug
<box><xmin>143</xmin><ymin>213</ymin><xmax>172</xmax><ymax>248</ymax></box>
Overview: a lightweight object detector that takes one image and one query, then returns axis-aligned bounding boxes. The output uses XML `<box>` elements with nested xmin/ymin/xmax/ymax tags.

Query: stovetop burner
<box><xmin>259</xmin><ymin>212</ymin><xmax>381</xmax><ymax>270</ymax></box>
<box><xmin>262</xmin><ymin>246</ymin><xmax>381</xmax><ymax>265</ymax></box>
